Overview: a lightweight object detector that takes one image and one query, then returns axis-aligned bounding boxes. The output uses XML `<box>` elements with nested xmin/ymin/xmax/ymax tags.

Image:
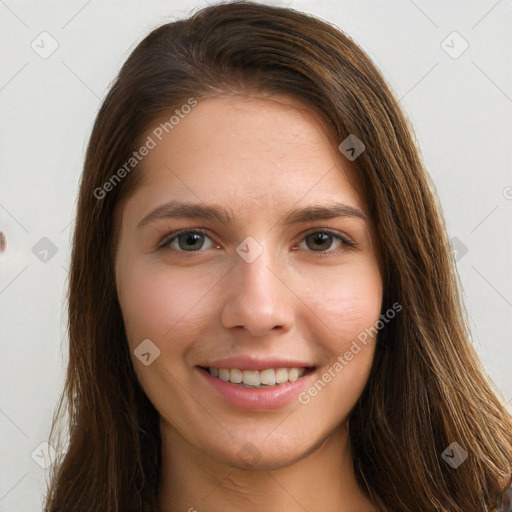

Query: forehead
<box><xmin>121</xmin><ymin>93</ymin><xmax>367</xmax><ymax>223</ymax></box>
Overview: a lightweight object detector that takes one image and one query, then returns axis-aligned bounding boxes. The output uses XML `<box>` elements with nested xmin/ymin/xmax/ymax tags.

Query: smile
<box><xmin>202</xmin><ymin>366</ymin><xmax>312</xmax><ymax>388</ymax></box>
<box><xmin>197</xmin><ymin>365</ymin><xmax>316</xmax><ymax>409</ymax></box>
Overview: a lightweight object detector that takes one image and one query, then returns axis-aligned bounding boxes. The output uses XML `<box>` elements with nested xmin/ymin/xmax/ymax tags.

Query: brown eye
<box><xmin>299</xmin><ymin>230</ymin><xmax>355</xmax><ymax>254</ymax></box>
<box><xmin>160</xmin><ymin>230</ymin><xmax>215</xmax><ymax>252</ymax></box>
<box><xmin>305</xmin><ymin>232</ymin><xmax>334</xmax><ymax>251</ymax></box>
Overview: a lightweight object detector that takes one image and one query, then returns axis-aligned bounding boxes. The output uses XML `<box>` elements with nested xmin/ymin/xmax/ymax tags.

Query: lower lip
<box><xmin>197</xmin><ymin>367</ymin><xmax>314</xmax><ymax>410</ymax></box>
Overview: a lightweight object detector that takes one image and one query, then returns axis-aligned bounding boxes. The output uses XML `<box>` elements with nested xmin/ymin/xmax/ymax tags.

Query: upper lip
<box><xmin>198</xmin><ymin>356</ymin><xmax>315</xmax><ymax>371</ymax></box>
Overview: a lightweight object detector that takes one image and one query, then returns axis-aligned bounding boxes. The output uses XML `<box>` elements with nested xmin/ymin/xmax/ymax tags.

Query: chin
<box><xmin>203</xmin><ymin>429</ymin><xmax>327</xmax><ymax>472</ymax></box>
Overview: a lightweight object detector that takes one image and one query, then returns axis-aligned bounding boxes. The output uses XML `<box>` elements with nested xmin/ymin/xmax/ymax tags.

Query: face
<box><xmin>115</xmin><ymin>93</ymin><xmax>383</xmax><ymax>470</ymax></box>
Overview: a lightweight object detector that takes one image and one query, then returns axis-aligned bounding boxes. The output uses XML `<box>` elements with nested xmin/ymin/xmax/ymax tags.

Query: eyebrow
<box><xmin>137</xmin><ymin>200</ymin><xmax>367</xmax><ymax>229</ymax></box>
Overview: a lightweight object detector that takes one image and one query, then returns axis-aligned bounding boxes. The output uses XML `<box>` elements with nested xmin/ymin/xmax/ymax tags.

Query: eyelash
<box><xmin>158</xmin><ymin>228</ymin><xmax>357</xmax><ymax>257</ymax></box>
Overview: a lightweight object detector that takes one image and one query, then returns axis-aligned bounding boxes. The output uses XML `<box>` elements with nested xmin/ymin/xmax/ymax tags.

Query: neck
<box><xmin>156</xmin><ymin>421</ymin><xmax>375</xmax><ymax>512</ymax></box>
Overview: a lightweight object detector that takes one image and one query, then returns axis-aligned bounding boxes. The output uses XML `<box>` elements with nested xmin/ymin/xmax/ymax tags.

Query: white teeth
<box><xmin>259</xmin><ymin>368</ymin><xmax>275</xmax><ymax>386</ymax></box>
<box><xmin>207</xmin><ymin>366</ymin><xmax>307</xmax><ymax>387</ymax></box>
<box><xmin>288</xmin><ymin>368</ymin><xmax>301</xmax><ymax>382</ymax></box>
<box><xmin>218</xmin><ymin>368</ymin><xmax>230</xmax><ymax>381</ymax></box>
<box><xmin>275</xmin><ymin>368</ymin><xmax>288</xmax><ymax>384</ymax></box>
<box><xmin>242</xmin><ymin>370</ymin><xmax>260</xmax><ymax>386</ymax></box>
<box><xmin>229</xmin><ymin>368</ymin><xmax>243</xmax><ymax>383</ymax></box>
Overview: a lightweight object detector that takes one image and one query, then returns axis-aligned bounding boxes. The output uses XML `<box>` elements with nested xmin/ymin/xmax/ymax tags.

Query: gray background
<box><xmin>1</xmin><ymin>1</ymin><xmax>511</xmax><ymax>510</ymax></box>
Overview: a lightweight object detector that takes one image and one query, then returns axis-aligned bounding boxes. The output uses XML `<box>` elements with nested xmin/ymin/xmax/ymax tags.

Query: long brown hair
<box><xmin>43</xmin><ymin>2</ymin><xmax>512</xmax><ymax>511</ymax></box>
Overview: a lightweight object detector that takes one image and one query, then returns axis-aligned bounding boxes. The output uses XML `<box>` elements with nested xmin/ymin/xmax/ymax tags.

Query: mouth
<box><xmin>197</xmin><ymin>365</ymin><xmax>316</xmax><ymax>389</ymax></box>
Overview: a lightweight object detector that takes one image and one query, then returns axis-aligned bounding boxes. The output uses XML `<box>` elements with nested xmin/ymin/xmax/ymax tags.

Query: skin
<box><xmin>115</xmin><ymin>93</ymin><xmax>383</xmax><ymax>512</ymax></box>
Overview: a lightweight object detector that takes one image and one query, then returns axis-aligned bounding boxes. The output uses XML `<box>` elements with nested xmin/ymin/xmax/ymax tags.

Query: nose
<box><xmin>220</xmin><ymin>245</ymin><xmax>294</xmax><ymax>337</ymax></box>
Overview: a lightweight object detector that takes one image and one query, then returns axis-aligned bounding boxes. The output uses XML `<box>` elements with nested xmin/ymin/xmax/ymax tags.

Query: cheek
<box><xmin>117</xmin><ymin>260</ymin><xmax>218</xmax><ymax>350</ymax></box>
<box><xmin>295</xmin><ymin>262</ymin><xmax>382</xmax><ymax>423</ymax></box>
<box><xmin>300</xmin><ymin>259</ymin><xmax>383</xmax><ymax>349</ymax></box>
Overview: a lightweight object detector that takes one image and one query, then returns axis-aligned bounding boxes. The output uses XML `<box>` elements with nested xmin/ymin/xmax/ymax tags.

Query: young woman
<box><xmin>43</xmin><ymin>2</ymin><xmax>512</xmax><ymax>511</ymax></box>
